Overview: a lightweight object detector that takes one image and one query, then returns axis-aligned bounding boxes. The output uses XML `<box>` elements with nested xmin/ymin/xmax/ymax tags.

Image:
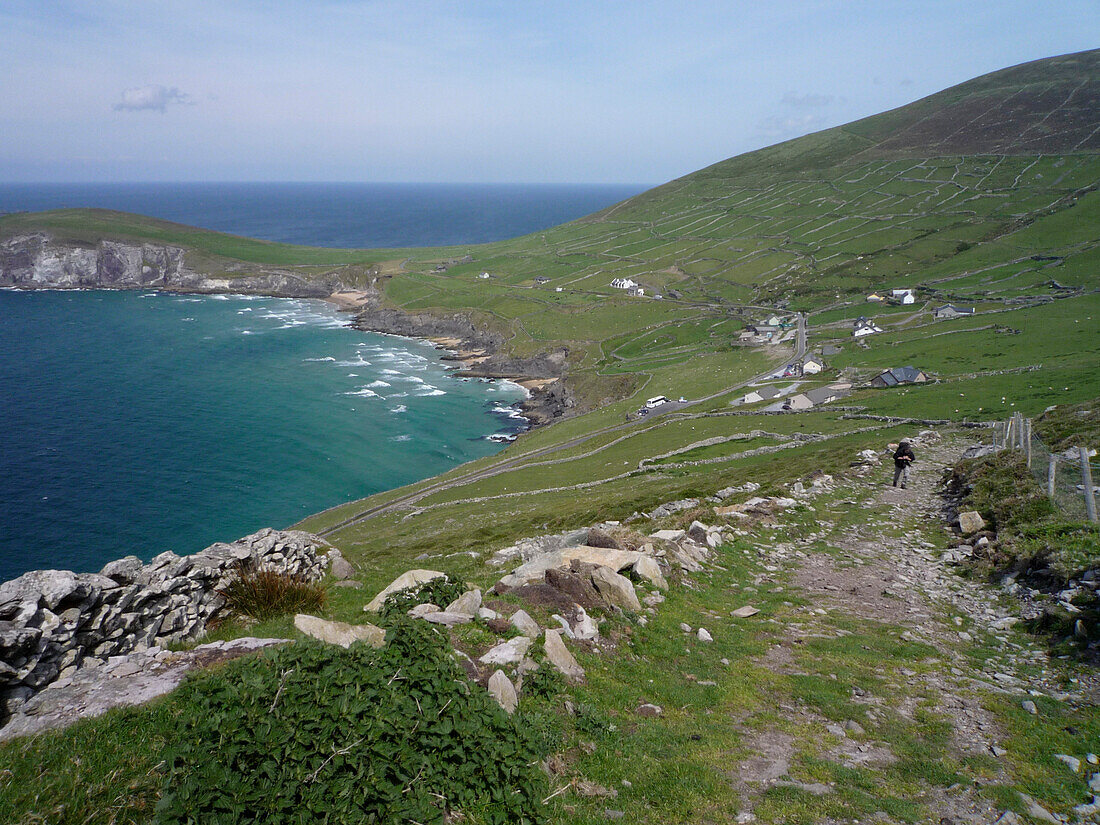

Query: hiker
<box><xmin>892</xmin><ymin>441</ymin><xmax>915</xmax><ymax>488</ymax></box>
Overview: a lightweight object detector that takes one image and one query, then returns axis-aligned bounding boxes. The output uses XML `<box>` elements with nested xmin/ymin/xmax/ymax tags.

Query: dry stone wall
<box><xmin>0</xmin><ymin>528</ymin><xmax>332</xmax><ymax>721</ymax></box>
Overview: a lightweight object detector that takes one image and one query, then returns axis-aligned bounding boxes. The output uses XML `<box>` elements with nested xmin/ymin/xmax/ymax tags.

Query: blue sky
<box><xmin>2</xmin><ymin>1</ymin><xmax>1097</xmax><ymax>183</ymax></box>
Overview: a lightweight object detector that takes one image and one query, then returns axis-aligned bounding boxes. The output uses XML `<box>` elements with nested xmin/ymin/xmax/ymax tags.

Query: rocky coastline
<box><xmin>1</xmin><ymin>232</ymin><xmax>575</xmax><ymax>426</ymax></box>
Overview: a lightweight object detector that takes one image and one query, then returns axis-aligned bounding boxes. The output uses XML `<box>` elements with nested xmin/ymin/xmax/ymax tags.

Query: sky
<box><xmin>2</xmin><ymin>1</ymin><xmax>1097</xmax><ymax>184</ymax></box>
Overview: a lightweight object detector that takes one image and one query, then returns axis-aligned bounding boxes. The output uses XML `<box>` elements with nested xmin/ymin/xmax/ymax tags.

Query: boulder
<box><xmin>293</xmin><ymin>614</ymin><xmax>386</xmax><ymax>649</ymax></box>
<box><xmin>585</xmin><ymin>527</ymin><xmax>624</xmax><ymax>550</ymax></box>
<box><xmin>99</xmin><ymin>557</ymin><xmax>144</xmax><ymax>584</ymax></box>
<box><xmin>544</xmin><ymin>565</ymin><xmax>603</xmax><ymax>609</ymax></box>
<box><xmin>479</xmin><ymin>636</ymin><xmax>533</xmax><ymax>666</ymax></box>
<box><xmin>543</xmin><ymin>629</ymin><xmax>584</xmax><ymax>682</ymax></box>
<box><xmin>958</xmin><ymin>511</ymin><xmax>986</xmax><ymax>535</ymax></box>
<box><xmin>632</xmin><ymin>556</ymin><xmax>668</xmax><ymax>590</ymax></box>
<box><xmin>649</xmin><ymin>529</ymin><xmax>686</xmax><ymax>543</ymax></box>
<box><xmin>445</xmin><ymin>589</ymin><xmax>482</xmax><ymax>618</ymax></box>
<box><xmin>509</xmin><ymin>609</ymin><xmax>541</xmax><ymax>639</ymax></box>
<box><xmin>502</xmin><ymin>547</ymin><xmax>642</xmax><ymax>588</ymax></box>
<box><xmin>591</xmin><ymin>566</ymin><xmax>641</xmax><ymax>612</ymax></box>
<box><xmin>408</xmin><ymin>603</ymin><xmax>441</xmax><ymax>618</ymax></box>
<box><xmin>573</xmin><ymin>607</ymin><xmax>599</xmax><ymax>641</ymax></box>
<box><xmin>487</xmin><ymin>669</ymin><xmax>518</xmax><ymax>713</ymax></box>
<box><xmin>363</xmin><ymin>570</ymin><xmax>448</xmax><ymax>612</ymax></box>
<box><xmin>421</xmin><ymin>611</ymin><xmax>472</xmax><ymax>627</ymax></box>
<box><xmin>327</xmin><ymin>551</ymin><xmax>355</xmax><ymax>581</ymax></box>
<box><xmin>687</xmin><ymin>521</ymin><xmax>710</xmax><ymax>545</ymax></box>
<box><xmin>731</xmin><ymin>605</ymin><xmax>759</xmax><ymax>618</ymax></box>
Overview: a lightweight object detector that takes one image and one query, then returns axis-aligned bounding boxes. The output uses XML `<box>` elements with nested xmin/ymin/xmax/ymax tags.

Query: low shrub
<box><xmin>157</xmin><ymin>620</ymin><xmax>546</xmax><ymax>824</ymax></box>
<box><xmin>379</xmin><ymin>577</ymin><xmax>467</xmax><ymax>622</ymax></box>
<box><xmin>218</xmin><ymin>567</ymin><xmax>325</xmax><ymax>621</ymax></box>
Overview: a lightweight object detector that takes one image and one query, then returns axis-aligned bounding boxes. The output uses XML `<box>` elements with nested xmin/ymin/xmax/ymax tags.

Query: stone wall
<box><xmin>0</xmin><ymin>528</ymin><xmax>332</xmax><ymax>721</ymax></box>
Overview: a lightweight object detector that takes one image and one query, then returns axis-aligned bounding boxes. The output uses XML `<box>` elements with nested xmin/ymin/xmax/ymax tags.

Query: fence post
<box><xmin>1047</xmin><ymin>454</ymin><xmax>1057</xmax><ymax>499</ymax></box>
<box><xmin>1005</xmin><ymin>417</ymin><xmax>1013</xmax><ymax>450</ymax></box>
<box><xmin>1025</xmin><ymin>418</ymin><xmax>1032</xmax><ymax>469</ymax></box>
<box><xmin>1081</xmin><ymin>446</ymin><xmax>1098</xmax><ymax>524</ymax></box>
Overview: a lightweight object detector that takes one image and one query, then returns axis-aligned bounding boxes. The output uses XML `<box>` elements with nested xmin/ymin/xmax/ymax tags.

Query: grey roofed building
<box><xmin>870</xmin><ymin>366</ymin><xmax>929</xmax><ymax>387</ymax></box>
<box><xmin>804</xmin><ymin>385</ymin><xmax>849</xmax><ymax>405</ymax></box>
<box><xmin>934</xmin><ymin>304</ymin><xmax>975</xmax><ymax>319</ymax></box>
<box><xmin>822</xmin><ymin>344</ymin><xmax>842</xmax><ymax>356</ymax></box>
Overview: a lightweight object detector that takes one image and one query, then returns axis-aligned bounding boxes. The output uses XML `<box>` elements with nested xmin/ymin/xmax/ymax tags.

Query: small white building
<box><xmin>627</xmin><ymin>286</ymin><xmax>645</xmax><ymax>297</ymax></box>
<box><xmin>478</xmin><ymin>272</ymin><xmax>492</xmax><ymax>280</ymax></box>
<box><xmin>891</xmin><ymin>288</ymin><xmax>915</xmax><ymax>304</ymax></box>
<box><xmin>802</xmin><ymin>355</ymin><xmax>825</xmax><ymax>375</ymax></box>
<box><xmin>611</xmin><ymin>278</ymin><xmax>638</xmax><ymax>290</ymax></box>
<box><xmin>853</xmin><ymin>316</ymin><xmax>883</xmax><ymax>338</ymax></box>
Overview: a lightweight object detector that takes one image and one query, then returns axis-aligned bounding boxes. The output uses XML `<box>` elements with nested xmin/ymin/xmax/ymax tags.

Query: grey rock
<box><xmin>636</xmin><ymin>703</ymin><xmax>662</xmax><ymax>717</ymax></box>
<box><xmin>408</xmin><ymin>603</ymin><xmax>441</xmax><ymax>618</ymax></box>
<box><xmin>1017</xmin><ymin>793</ymin><xmax>1060</xmax><ymax>824</ymax></box>
<box><xmin>293</xmin><ymin>614</ymin><xmax>386</xmax><ymax>648</ymax></box>
<box><xmin>633</xmin><ymin>556</ymin><xmax>668</xmax><ymax>591</ymax></box>
<box><xmin>1054</xmin><ymin>753</ymin><xmax>1080</xmax><ymax>773</ymax></box>
<box><xmin>543</xmin><ymin>630</ymin><xmax>584</xmax><ymax>682</ymax></box>
<box><xmin>590</xmin><ymin>566</ymin><xmax>641</xmax><ymax>612</ymax></box>
<box><xmin>487</xmin><ymin>669</ymin><xmax>517</xmax><ymax>714</ymax></box>
<box><xmin>480</xmin><ymin>637</ymin><xmax>533</xmax><ymax>667</ymax></box>
<box><xmin>421</xmin><ymin>611</ymin><xmax>472</xmax><ymax>627</ymax></box>
<box><xmin>510</xmin><ymin>609</ymin><xmax>541</xmax><ymax>638</ymax></box>
<box><xmin>363</xmin><ymin>570</ymin><xmax>448</xmax><ymax>612</ymax></box>
<box><xmin>328</xmin><ymin>553</ymin><xmax>355</xmax><ymax>581</ymax></box>
<box><xmin>697</xmin><ymin>628</ymin><xmax>713</xmax><ymax>642</ymax></box>
<box><xmin>1021</xmin><ymin>699</ymin><xmax>1037</xmax><ymax>714</ymax></box>
<box><xmin>445</xmin><ymin>589</ymin><xmax>482</xmax><ymax>618</ymax></box>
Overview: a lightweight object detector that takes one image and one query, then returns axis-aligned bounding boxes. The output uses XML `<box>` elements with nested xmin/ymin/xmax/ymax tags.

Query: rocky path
<box><xmin>734</xmin><ymin>432</ymin><xmax>1100</xmax><ymax>824</ymax></box>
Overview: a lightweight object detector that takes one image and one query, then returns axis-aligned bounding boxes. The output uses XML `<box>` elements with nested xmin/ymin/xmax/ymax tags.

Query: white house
<box><xmin>478</xmin><ymin>272</ymin><xmax>492</xmax><ymax>280</ymax></box>
<box><xmin>801</xmin><ymin>355</ymin><xmax>825</xmax><ymax>375</ymax></box>
<box><xmin>853</xmin><ymin>316</ymin><xmax>883</xmax><ymax>338</ymax></box>
<box><xmin>934</xmin><ymin>304</ymin><xmax>975</xmax><ymax>320</ymax></box>
<box><xmin>891</xmin><ymin>288</ymin><xmax>915</xmax><ymax>304</ymax></box>
<box><xmin>611</xmin><ymin>278</ymin><xmax>638</xmax><ymax>290</ymax></box>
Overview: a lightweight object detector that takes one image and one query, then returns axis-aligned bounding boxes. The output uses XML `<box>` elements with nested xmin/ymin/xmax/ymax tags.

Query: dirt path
<box><xmin>733</xmin><ymin>431</ymin><xmax>1099</xmax><ymax>823</ymax></box>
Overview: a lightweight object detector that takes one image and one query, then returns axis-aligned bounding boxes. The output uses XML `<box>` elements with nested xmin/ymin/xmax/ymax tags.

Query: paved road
<box><xmin>316</xmin><ymin>311</ymin><xmax>807</xmax><ymax>537</ymax></box>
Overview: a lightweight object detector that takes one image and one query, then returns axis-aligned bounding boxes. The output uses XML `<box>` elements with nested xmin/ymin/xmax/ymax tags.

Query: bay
<box><xmin>0</xmin><ymin>289</ymin><xmax>527</xmax><ymax>582</ymax></box>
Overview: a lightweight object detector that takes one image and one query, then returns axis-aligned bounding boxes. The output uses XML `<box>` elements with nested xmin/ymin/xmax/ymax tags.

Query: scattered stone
<box><xmin>697</xmin><ymin>628</ymin><xmax>713</xmax><ymax>643</ymax></box>
<box><xmin>543</xmin><ymin>630</ymin><xmax>584</xmax><ymax>682</ymax></box>
<box><xmin>642</xmin><ymin>592</ymin><xmax>665</xmax><ymax>607</ymax></box>
<box><xmin>573</xmin><ymin>607</ymin><xmax>600</xmax><ymax>642</ymax></box>
<box><xmin>445</xmin><ymin>588</ymin><xmax>482</xmax><ymax>618</ymax></box>
<box><xmin>499</xmin><ymin>547</ymin><xmax>643</xmax><ymax>589</ymax></box>
<box><xmin>844</xmin><ymin>719</ymin><xmax>865</xmax><ymax>735</ymax></box>
<box><xmin>590</xmin><ymin>566</ymin><xmax>641</xmax><ymax>612</ymax></box>
<box><xmin>363</xmin><ymin>569</ymin><xmax>448</xmax><ymax>612</ymax></box>
<box><xmin>990</xmin><ymin>745</ymin><xmax>1008</xmax><ymax>758</ymax></box>
<box><xmin>1018</xmin><ymin>793</ymin><xmax>1060</xmax><ymax>824</ymax></box>
<box><xmin>993</xmin><ymin>812</ymin><xmax>1022</xmax><ymax>825</ymax></box>
<box><xmin>632</xmin><ymin>556</ymin><xmax>668</xmax><ymax>590</ymax></box>
<box><xmin>487</xmin><ymin>669</ymin><xmax>517</xmax><ymax>714</ymax></box>
<box><xmin>293</xmin><ymin>615</ymin><xmax>386</xmax><ymax>649</ymax></box>
<box><xmin>1087</xmin><ymin>753</ymin><xmax>1099</xmax><ymax>765</ymax></box>
<box><xmin>510</xmin><ymin>609</ymin><xmax>541</xmax><ymax>638</ymax></box>
<box><xmin>636</xmin><ymin>703</ymin><xmax>663</xmax><ymax>717</ymax></box>
<box><xmin>408</xmin><ymin>603</ymin><xmax>441</xmax><ymax>618</ymax></box>
<box><xmin>479</xmin><ymin>637</ymin><xmax>533</xmax><ymax>667</ymax></box>
<box><xmin>585</xmin><ymin>527</ymin><xmax>624</xmax><ymax>550</ymax></box>
<box><xmin>680</xmin><ymin>623</ymin><xmax>693</xmax><ymax>633</ymax></box>
<box><xmin>1021</xmin><ymin>699</ymin><xmax>1037</xmax><ymax>715</ymax></box>
<box><xmin>957</xmin><ymin>511</ymin><xmax>986</xmax><ymax>535</ymax></box>
<box><xmin>477</xmin><ymin>606</ymin><xmax>500</xmax><ymax>621</ymax></box>
<box><xmin>327</xmin><ymin>550</ymin><xmax>355</xmax><ymax>581</ymax></box>
<box><xmin>649</xmin><ymin>529</ymin><xmax>686</xmax><ymax>543</ymax></box>
<box><xmin>731</xmin><ymin>605</ymin><xmax>760</xmax><ymax>618</ymax></box>
<box><xmin>421</xmin><ymin>611</ymin><xmax>472</xmax><ymax>627</ymax></box>
<box><xmin>1054</xmin><ymin>753</ymin><xmax>1081</xmax><ymax>773</ymax></box>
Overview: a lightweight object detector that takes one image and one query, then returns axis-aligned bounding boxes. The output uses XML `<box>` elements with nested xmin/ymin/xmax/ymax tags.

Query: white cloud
<box><xmin>113</xmin><ymin>84</ymin><xmax>193</xmax><ymax>112</ymax></box>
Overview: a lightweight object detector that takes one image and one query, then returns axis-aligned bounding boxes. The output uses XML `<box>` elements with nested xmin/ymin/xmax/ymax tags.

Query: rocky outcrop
<box><xmin>0</xmin><ymin>233</ymin><xmax>354</xmax><ymax>298</ymax></box>
<box><xmin>0</xmin><ymin>528</ymin><xmax>332</xmax><ymax>724</ymax></box>
<box><xmin>0</xmin><ymin>637</ymin><xmax>288</xmax><ymax>741</ymax></box>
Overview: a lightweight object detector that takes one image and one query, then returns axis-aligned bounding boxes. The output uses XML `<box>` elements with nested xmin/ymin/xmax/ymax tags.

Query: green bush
<box><xmin>218</xmin><ymin>567</ymin><xmax>325</xmax><ymax>621</ymax></box>
<box><xmin>157</xmin><ymin>620</ymin><xmax>545</xmax><ymax>824</ymax></box>
<box><xmin>378</xmin><ymin>577</ymin><xmax>468</xmax><ymax>622</ymax></box>
<box><xmin>1015</xmin><ymin>520</ymin><xmax>1100</xmax><ymax>578</ymax></box>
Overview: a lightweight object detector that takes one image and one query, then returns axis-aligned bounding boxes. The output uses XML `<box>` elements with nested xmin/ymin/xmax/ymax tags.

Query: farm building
<box><xmin>867</xmin><ymin>293</ymin><xmax>885</xmax><ymax>302</ymax></box>
<box><xmin>535</xmin><ymin>276</ymin><xmax>551</xmax><ymax>284</ymax></box>
<box><xmin>611</xmin><ymin>278</ymin><xmax>638</xmax><ymax>290</ymax></box>
<box><xmin>891</xmin><ymin>288</ymin><xmax>916</xmax><ymax>304</ymax></box>
<box><xmin>741</xmin><ymin>385</ymin><xmax>782</xmax><ymax>405</ymax></box>
<box><xmin>782</xmin><ymin>384</ymin><xmax>849</xmax><ymax>411</ymax></box>
<box><xmin>871</xmin><ymin>366</ymin><xmax>929</xmax><ymax>387</ymax></box>
<box><xmin>627</xmin><ymin>286</ymin><xmax>645</xmax><ymax>297</ymax></box>
<box><xmin>853</xmin><ymin>317</ymin><xmax>883</xmax><ymax>338</ymax></box>
<box><xmin>934</xmin><ymin>304</ymin><xmax>975</xmax><ymax>319</ymax></box>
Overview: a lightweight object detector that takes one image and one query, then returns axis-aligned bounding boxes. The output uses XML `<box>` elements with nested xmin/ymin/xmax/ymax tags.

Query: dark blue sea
<box><xmin>0</xmin><ymin>183</ymin><xmax>645</xmax><ymax>582</ymax></box>
<box><xmin>0</xmin><ymin>182</ymin><xmax>645</xmax><ymax>248</ymax></box>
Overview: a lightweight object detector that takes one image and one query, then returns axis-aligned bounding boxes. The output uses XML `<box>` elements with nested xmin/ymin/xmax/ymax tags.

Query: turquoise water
<box><xmin>0</xmin><ymin>289</ymin><xmax>526</xmax><ymax>581</ymax></box>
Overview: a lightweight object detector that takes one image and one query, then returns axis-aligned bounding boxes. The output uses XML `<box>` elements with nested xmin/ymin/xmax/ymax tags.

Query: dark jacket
<box><xmin>893</xmin><ymin>442</ymin><xmax>915</xmax><ymax>467</ymax></box>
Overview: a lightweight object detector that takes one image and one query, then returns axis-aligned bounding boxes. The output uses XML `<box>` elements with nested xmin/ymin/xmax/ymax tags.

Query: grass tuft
<box><xmin>218</xmin><ymin>567</ymin><xmax>325</xmax><ymax>621</ymax></box>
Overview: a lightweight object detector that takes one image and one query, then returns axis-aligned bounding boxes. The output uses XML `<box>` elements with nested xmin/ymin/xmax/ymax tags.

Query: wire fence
<box><xmin>992</xmin><ymin>412</ymin><xmax>1098</xmax><ymax>522</ymax></box>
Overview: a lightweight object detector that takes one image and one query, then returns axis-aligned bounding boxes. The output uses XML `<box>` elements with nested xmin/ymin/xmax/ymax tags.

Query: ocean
<box><xmin>0</xmin><ymin>182</ymin><xmax>645</xmax><ymax>581</ymax></box>
<box><xmin>0</xmin><ymin>182</ymin><xmax>645</xmax><ymax>248</ymax></box>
